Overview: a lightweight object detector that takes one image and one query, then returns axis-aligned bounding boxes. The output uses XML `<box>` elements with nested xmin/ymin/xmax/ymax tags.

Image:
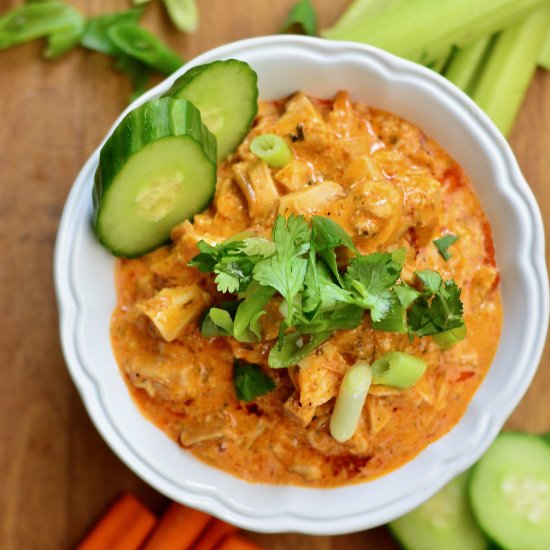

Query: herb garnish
<box><xmin>434</xmin><ymin>234</ymin><xmax>459</xmax><ymax>260</ymax></box>
<box><xmin>279</xmin><ymin>0</ymin><xmax>317</xmax><ymax>37</ymax></box>
<box><xmin>233</xmin><ymin>360</ymin><xmax>276</xmax><ymax>402</ymax></box>
<box><xmin>191</xmin><ymin>215</ymin><xmax>465</xmax><ymax>367</ymax></box>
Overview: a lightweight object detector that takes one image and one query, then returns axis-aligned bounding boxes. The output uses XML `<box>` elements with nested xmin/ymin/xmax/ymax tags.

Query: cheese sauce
<box><xmin>111</xmin><ymin>92</ymin><xmax>502</xmax><ymax>487</ymax></box>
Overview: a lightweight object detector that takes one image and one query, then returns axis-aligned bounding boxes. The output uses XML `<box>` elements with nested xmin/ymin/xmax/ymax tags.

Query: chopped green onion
<box><xmin>250</xmin><ymin>134</ymin><xmax>293</xmax><ymax>168</ymax></box>
<box><xmin>434</xmin><ymin>234</ymin><xmax>459</xmax><ymax>261</ymax></box>
<box><xmin>539</xmin><ymin>31</ymin><xmax>550</xmax><ymax>70</ymax></box>
<box><xmin>280</xmin><ymin>0</ymin><xmax>317</xmax><ymax>37</ymax></box>
<box><xmin>444</xmin><ymin>36</ymin><xmax>492</xmax><ymax>94</ymax></box>
<box><xmin>107</xmin><ymin>23</ymin><xmax>184</xmax><ymax>75</ymax></box>
<box><xmin>371</xmin><ymin>351</ymin><xmax>427</xmax><ymax>389</ymax></box>
<box><xmin>80</xmin><ymin>8</ymin><xmax>144</xmax><ymax>56</ymax></box>
<box><xmin>0</xmin><ymin>1</ymin><xmax>84</xmax><ymax>51</ymax></box>
<box><xmin>269</xmin><ymin>331</ymin><xmax>332</xmax><ymax>369</ymax></box>
<box><xmin>162</xmin><ymin>0</ymin><xmax>198</xmax><ymax>33</ymax></box>
<box><xmin>330</xmin><ymin>362</ymin><xmax>372</xmax><ymax>443</ymax></box>
<box><xmin>432</xmin><ymin>323</ymin><xmax>467</xmax><ymax>350</ymax></box>
<box><xmin>471</xmin><ymin>6</ymin><xmax>550</xmax><ymax>136</ymax></box>
<box><xmin>321</xmin><ymin>0</ymin><xmax>547</xmax><ymax>65</ymax></box>
<box><xmin>44</xmin><ymin>23</ymin><xmax>84</xmax><ymax>59</ymax></box>
<box><xmin>132</xmin><ymin>0</ymin><xmax>151</xmax><ymax>5</ymax></box>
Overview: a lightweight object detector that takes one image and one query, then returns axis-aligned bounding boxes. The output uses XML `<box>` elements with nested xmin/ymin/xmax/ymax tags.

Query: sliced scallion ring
<box><xmin>371</xmin><ymin>351</ymin><xmax>426</xmax><ymax>389</ymax></box>
<box><xmin>250</xmin><ymin>133</ymin><xmax>293</xmax><ymax>168</ymax></box>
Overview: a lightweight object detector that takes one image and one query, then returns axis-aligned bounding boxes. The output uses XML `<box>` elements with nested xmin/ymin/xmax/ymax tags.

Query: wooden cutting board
<box><xmin>0</xmin><ymin>1</ymin><xmax>547</xmax><ymax>548</ymax></box>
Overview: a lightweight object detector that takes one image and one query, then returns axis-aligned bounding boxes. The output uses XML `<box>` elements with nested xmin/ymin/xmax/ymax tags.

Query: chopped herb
<box><xmin>233</xmin><ymin>360</ymin><xmax>276</xmax><ymax>401</ymax></box>
<box><xmin>190</xmin><ymin>215</ymin><xmax>465</xmax><ymax>368</ymax></box>
<box><xmin>280</xmin><ymin>0</ymin><xmax>317</xmax><ymax>37</ymax></box>
<box><xmin>253</xmin><ymin>215</ymin><xmax>311</xmax><ymax>322</ymax></box>
<box><xmin>434</xmin><ymin>234</ymin><xmax>459</xmax><ymax>260</ymax></box>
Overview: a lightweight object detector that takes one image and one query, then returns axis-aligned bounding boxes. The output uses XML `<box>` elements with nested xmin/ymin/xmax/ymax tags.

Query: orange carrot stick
<box><xmin>77</xmin><ymin>493</ymin><xmax>157</xmax><ymax>550</ymax></box>
<box><xmin>143</xmin><ymin>503</ymin><xmax>213</xmax><ymax>550</ymax></box>
<box><xmin>192</xmin><ymin>519</ymin><xmax>238</xmax><ymax>550</ymax></box>
<box><xmin>216</xmin><ymin>534</ymin><xmax>263</xmax><ymax>550</ymax></box>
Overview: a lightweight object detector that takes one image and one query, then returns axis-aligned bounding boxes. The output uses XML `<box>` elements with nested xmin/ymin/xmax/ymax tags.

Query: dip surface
<box><xmin>111</xmin><ymin>92</ymin><xmax>502</xmax><ymax>487</ymax></box>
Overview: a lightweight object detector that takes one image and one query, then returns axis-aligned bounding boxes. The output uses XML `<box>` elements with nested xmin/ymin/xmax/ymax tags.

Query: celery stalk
<box><xmin>539</xmin><ymin>31</ymin><xmax>550</xmax><ymax>70</ymax></box>
<box><xmin>324</xmin><ymin>0</ymin><xmax>404</xmax><ymax>38</ymax></box>
<box><xmin>321</xmin><ymin>0</ymin><xmax>546</xmax><ymax>64</ymax></box>
<box><xmin>427</xmin><ymin>49</ymin><xmax>452</xmax><ymax>74</ymax></box>
<box><xmin>444</xmin><ymin>36</ymin><xmax>492</xmax><ymax>94</ymax></box>
<box><xmin>471</xmin><ymin>6</ymin><xmax>550</xmax><ymax>136</ymax></box>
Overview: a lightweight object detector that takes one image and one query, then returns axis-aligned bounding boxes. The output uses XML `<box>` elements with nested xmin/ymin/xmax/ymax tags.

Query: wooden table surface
<box><xmin>0</xmin><ymin>1</ymin><xmax>548</xmax><ymax>548</ymax></box>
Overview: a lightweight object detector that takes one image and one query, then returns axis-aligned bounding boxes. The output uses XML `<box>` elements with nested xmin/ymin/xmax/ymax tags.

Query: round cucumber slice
<box><xmin>469</xmin><ymin>432</ymin><xmax>550</xmax><ymax>550</ymax></box>
<box><xmin>93</xmin><ymin>97</ymin><xmax>216</xmax><ymax>257</ymax></box>
<box><xmin>389</xmin><ymin>472</ymin><xmax>489</xmax><ymax>550</ymax></box>
<box><xmin>163</xmin><ymin>59</ymin><xmax>258</xmax><ymax>160</ymax></box>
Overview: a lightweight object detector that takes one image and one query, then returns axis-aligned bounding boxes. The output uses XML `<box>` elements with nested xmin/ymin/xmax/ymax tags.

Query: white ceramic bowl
<box><xmin>55</xmin><ymin>35</ymin><xmax>548</xmax><ymax>535</ymax></box>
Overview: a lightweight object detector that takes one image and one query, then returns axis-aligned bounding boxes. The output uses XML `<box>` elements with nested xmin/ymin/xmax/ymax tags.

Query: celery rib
<box><xmin>323</xmin><ymin>0</ymin><xmax>404</xmax><ymax>38</ymax></box>
<box><xmin>321</xmin><ymin>0</ymin><xmax>547</xmax><ymax>64</ymax></box>
<box><xmin>471</xmin><ymin>6</ymin><xmax>550</xmax><ymax>136</ymax></box>
<box><xmin>444</xmin><ymin>36</ymin><xmax>492</xmax><ymax>94</ymax></box>
<box><xmin>539</xmin><ymin>30</ymin><xmax>550</xmax><ymax>70</ymax></box>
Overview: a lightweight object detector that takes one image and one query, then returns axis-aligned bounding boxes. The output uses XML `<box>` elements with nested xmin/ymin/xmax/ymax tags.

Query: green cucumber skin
<box><xmin>93</xmin><ymin>97</ymin><xmax>216</xmax><ymax>257</ymax></box>
<box><xmin>163</xmin><ymin>59</ymin><xmax>258</xmax><ymax>160</ymax></box>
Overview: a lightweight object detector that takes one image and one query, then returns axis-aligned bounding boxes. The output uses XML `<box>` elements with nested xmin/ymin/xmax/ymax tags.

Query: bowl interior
<box><xmin>56</xmin><ymin>36</ymin><xmax>547</xmax><ymax>534</ymax></box>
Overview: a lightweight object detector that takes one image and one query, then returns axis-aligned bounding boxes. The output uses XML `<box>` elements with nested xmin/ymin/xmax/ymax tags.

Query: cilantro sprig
<box><xmin>233</xmin><ymin>360</ymin><xmax>275</xmax><ymax>402</ymax></box>
<box><xmin>190</xmin><ymin>215</ymin><xmax>465</xmax><ymax>368</ymax></box>
<box><xmin>434</xmin><ymin>234</ymin><xmax>459</xmax><ymax>261</ymax></box>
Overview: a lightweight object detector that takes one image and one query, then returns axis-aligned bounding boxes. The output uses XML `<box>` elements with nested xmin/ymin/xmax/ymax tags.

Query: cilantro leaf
<box><xmin>280</xmin><ymin>0</ymin><xmax>317</xmax><ymax>36</ymax></box>
<box><xmin>311</xmin><ymin>215</ymin><xmax>357</xmax><ymax>282</ymax></box>
<box><xmin>394</xmin><ymin>283</ymin><xmax>420</xmax><ymax>309</ymax></box>
<box><xmin>253</xmin><ymin>216</ymin><xmax>310</xmax><ymax>321</ymax></box>
<box><xmin>344</xmin><ymin>253</ymin><xmax>402</xmax><ymax>322</ymax></box>
<box><xmin>201</xmin><ymin>301</ymin><xmax>239</xmax><ymax>337</ymax></box>
<box><xmin>297</xmin><ymin>304</ymin><xmax>364</xmax><ymax>334</ymax></box>
<box><xmin>408</xmin><ymin>280</ymin><xmax>464</xmax><ymax>336</ymax></box>
<box><xmin>233</xmin><ymin>282</ymin><xmax>276</xmax><ymax>342</ymax></box>
<box><xmin>415</xmin><ymin>269</ymin><xmax>443</xmax><ymax>294</ymax></box>
<box><xmin>233</xmin><ymin>360</ymin><xmax>276</xmax><ymax>402</ymax></box>
<box><xmin>434</xmin><ymin>234</ymin><xmax>459</xmax><ymax>261</ymax></box>
<box><xmin>189</xmin><ymin>238</ymin><xmax>266</xmax><ymax>294</ymax></box>
<box><xmin>371</xmin><ymin>293</ymin><xmax>407</xmax><ymax>333</ymax></box>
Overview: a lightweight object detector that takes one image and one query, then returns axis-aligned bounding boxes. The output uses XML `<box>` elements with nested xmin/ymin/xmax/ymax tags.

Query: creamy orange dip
<box><xmin>111</xmin><ymin>92</ymin><xmax>502</xmax><ymax>487</ymax></box>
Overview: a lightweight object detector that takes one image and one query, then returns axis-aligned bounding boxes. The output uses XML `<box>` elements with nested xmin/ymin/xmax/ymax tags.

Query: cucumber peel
<box><xmin>164</xmin><ymin>59</ymin><xmax>258</xmax><ymax>160</ymax></box>
<box><xmin>93</xmin><ymin>97</ymin><xmax>216</xmax><ymax>257</ymax></box>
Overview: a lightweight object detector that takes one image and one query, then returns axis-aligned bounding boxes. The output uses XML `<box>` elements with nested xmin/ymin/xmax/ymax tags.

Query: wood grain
<box><xmin>0</xmin><ymin>1</ymin><xmax>548</xmax><ymax>548</ymax></box>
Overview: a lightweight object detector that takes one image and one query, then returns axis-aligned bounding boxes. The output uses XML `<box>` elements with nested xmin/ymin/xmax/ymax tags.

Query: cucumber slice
<box><xmin>389</xmin><ymin>472</ymin><xmax>489</xmax><ymax>550</ymax></box>
<box><xmin>93</xmin><ymin>97</ymin><xmax>216</xmax><ymax>257</ymax></box>
<box><xmin>164</xmin><ymin>59</ymin><xmax>258</xmax><ymax>160</ymax></box>
<box><xmin>469</xmin><ymin>432</ymin><xmax>550</xmax><ymax>550</ymax></box>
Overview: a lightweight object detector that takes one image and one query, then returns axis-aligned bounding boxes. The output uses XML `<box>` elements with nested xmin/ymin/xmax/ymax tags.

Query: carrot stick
<box><xmin>77</xmin><ymin>493</ymin><xmax>157</xmax><ymax>550</ymax></box>
<box><xmin>193</xmin><ymin>519</ymin><xmax>238</xmax><ymax>550</ymax></box>
<box><xmin>142</xmin><ymin>503</ymin><xmax>212</xmax><ymax>550</ymax></box>
<box><xmin>216</xmin><ymin>534</ymin><xmax>263</xmax><ymax>550</ymax></box>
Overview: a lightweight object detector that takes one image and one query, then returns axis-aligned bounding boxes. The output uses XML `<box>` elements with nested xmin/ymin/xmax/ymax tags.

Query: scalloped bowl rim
<box><xmin>54</xmin><ymin>35</ymin><xmax>548</xmax><ymax>535</ymax></box>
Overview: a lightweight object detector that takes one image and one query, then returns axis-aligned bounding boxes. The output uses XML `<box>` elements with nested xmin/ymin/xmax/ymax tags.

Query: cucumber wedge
<box><xmin>163</xmin><ymin>59</ymin><xmax>258</xmax><ymax>160</ymax></box>
<box><xmin>93</xmin><ymin>97</ymin><xmax>216</xmax><ymax>257</ymax></box>
<box><xmin>389</xmin><ymin>472</ymin><xmax>489</xmax><ymax>550</ymax></box>
<box><xmin>469</xmin><ymin>432</ymin><xmax>550</xmax><ymax>550</ymax></box>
